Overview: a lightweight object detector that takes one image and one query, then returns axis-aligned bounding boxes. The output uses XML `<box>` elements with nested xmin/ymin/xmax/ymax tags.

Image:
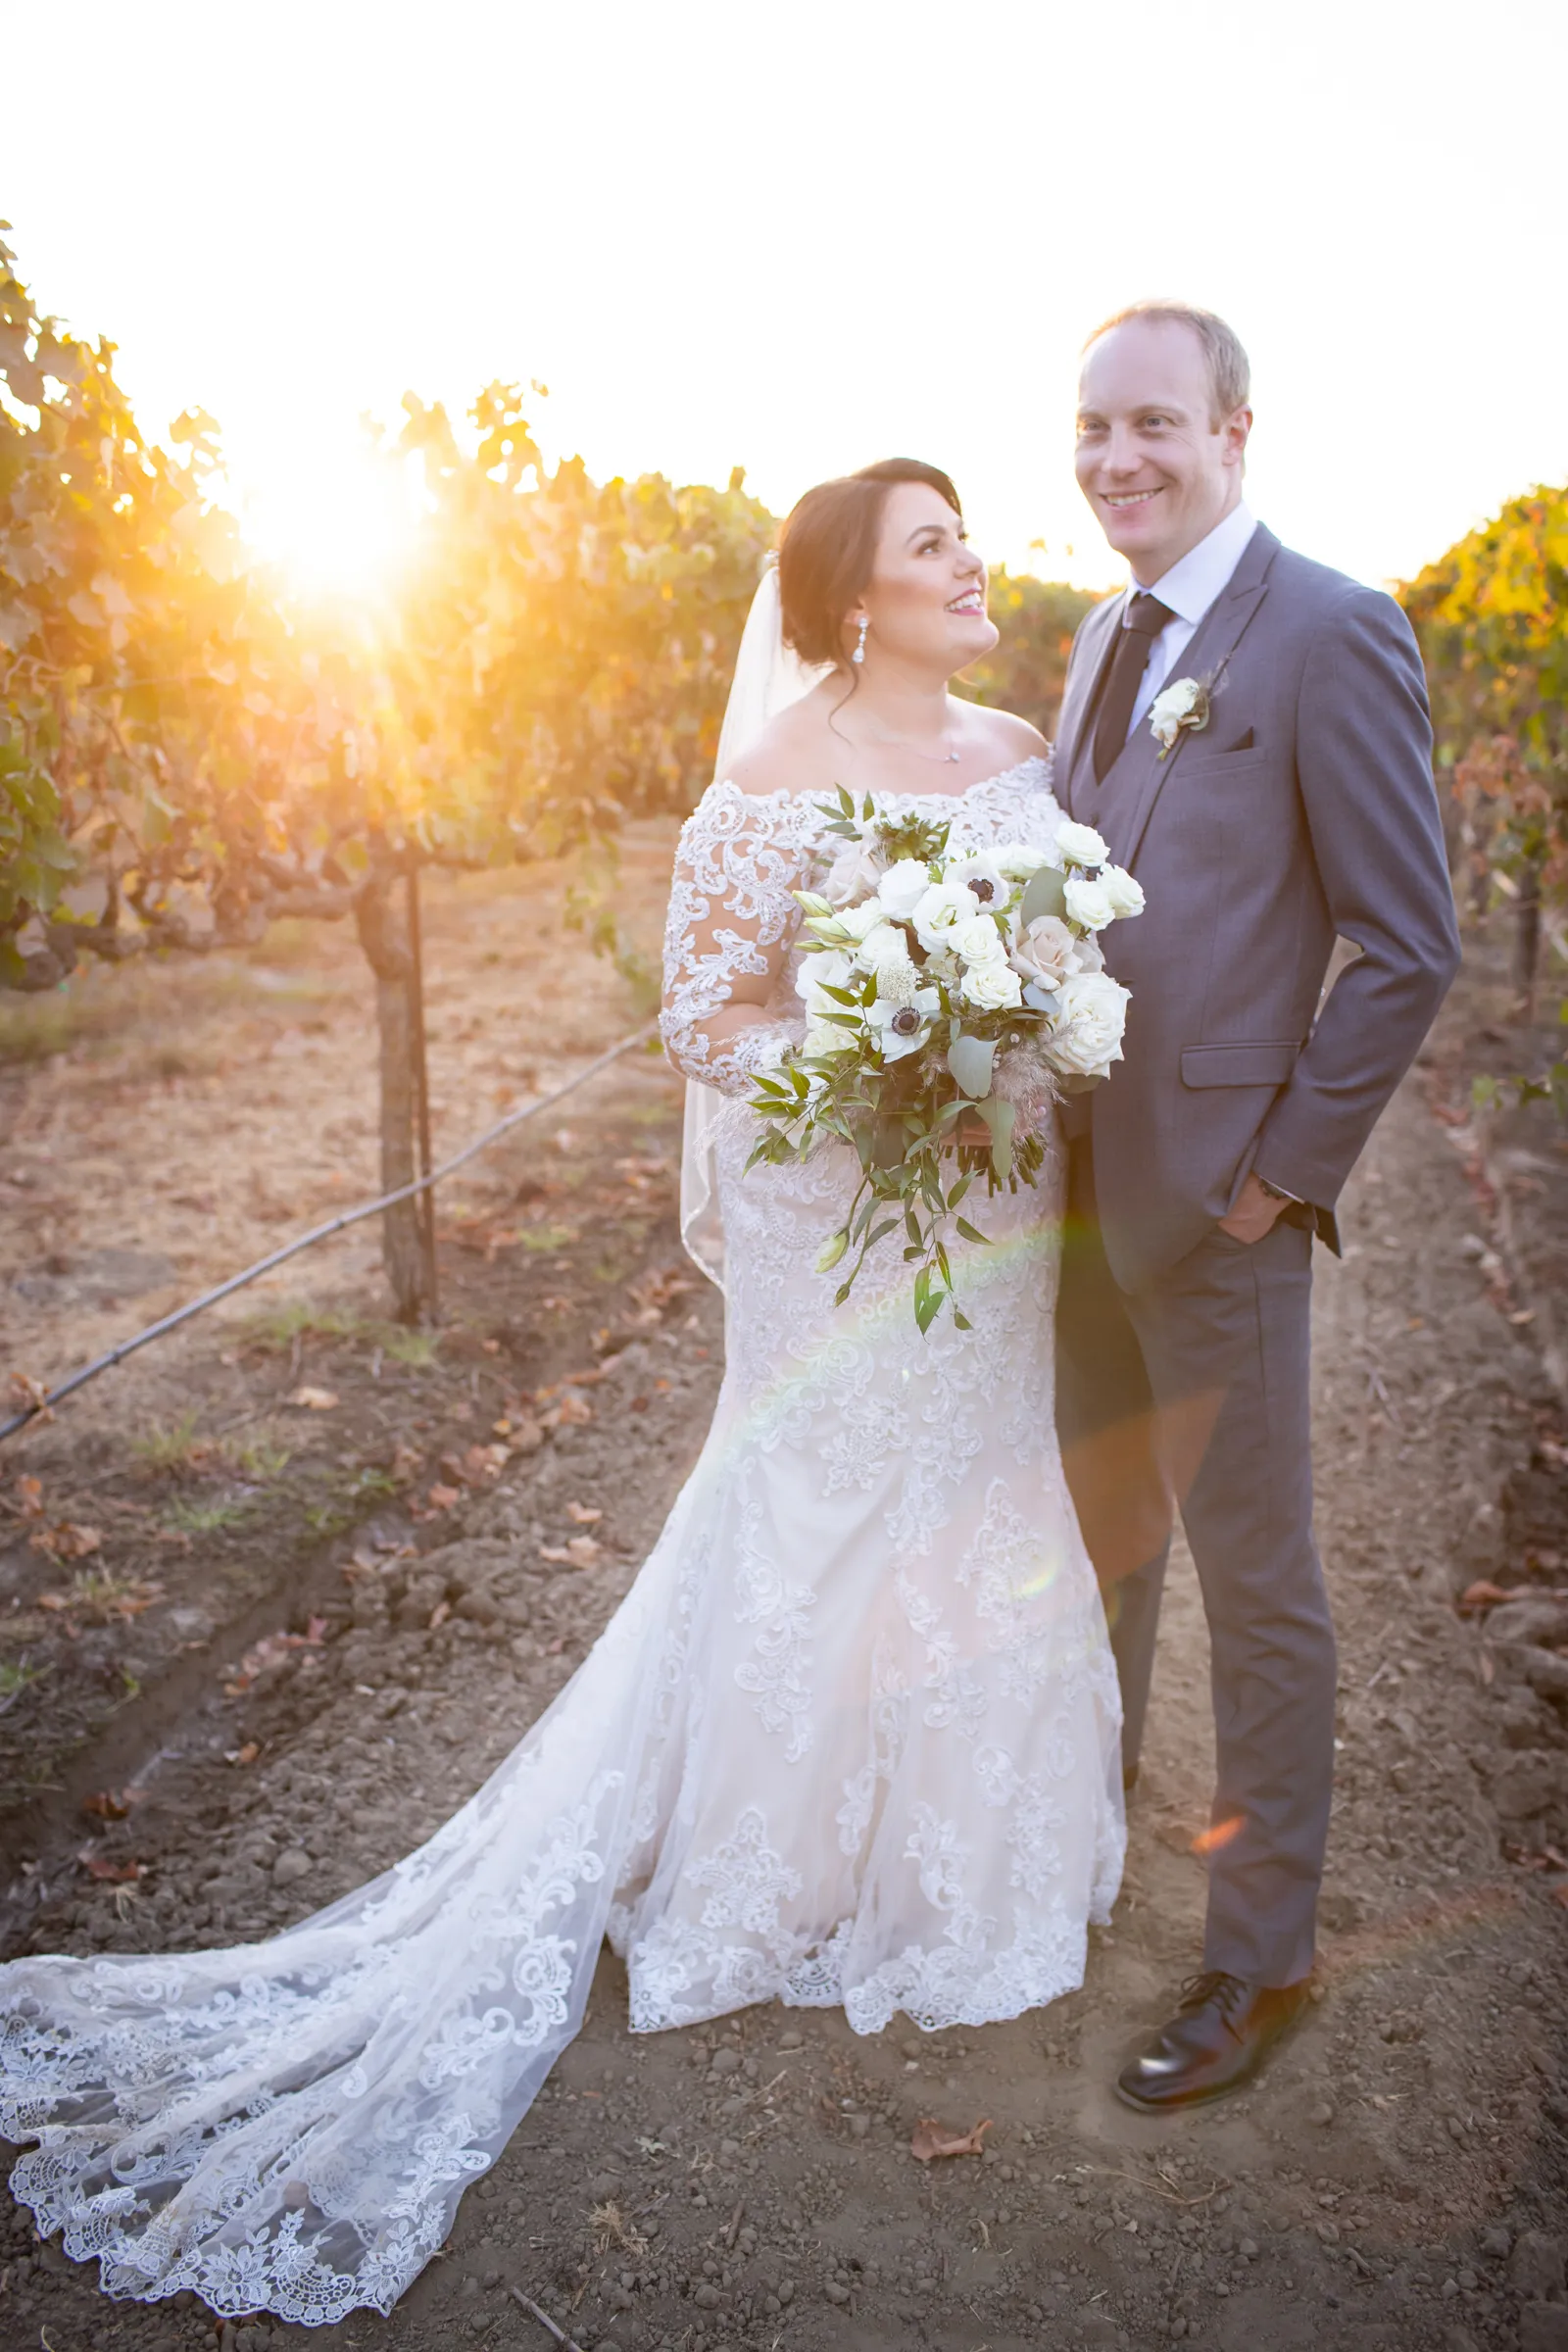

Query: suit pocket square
<box><xmin>1176</xmin><ymin>742</ymin><xmax>1268</xmax><ymax>781</ymax></box>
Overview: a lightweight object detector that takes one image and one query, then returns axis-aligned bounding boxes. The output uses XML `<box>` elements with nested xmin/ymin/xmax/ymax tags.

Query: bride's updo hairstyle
<box><xmin>778</xmin><ymin>458</ymin><xmax>962</xmax><ymax>669</ymax></box>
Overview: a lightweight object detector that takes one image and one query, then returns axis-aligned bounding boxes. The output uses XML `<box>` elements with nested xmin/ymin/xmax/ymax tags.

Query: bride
<box><xmin>0</xmin><ymin>457</ymin><xmax>1124</xmax><ymax>2327</ymax></box>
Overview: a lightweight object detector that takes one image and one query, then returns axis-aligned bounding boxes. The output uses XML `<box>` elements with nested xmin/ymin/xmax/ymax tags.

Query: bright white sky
<box><xmin>5</xmin><ymin>0</ymin><xmax>1563</xmax><ymax>599</ymax></box>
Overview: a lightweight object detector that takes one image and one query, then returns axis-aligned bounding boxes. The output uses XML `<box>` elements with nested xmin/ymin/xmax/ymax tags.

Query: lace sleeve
<box><xmin>659</xmin><ymin>782</ymin><xmax>817</xmax><ymax>1097</ymax></box>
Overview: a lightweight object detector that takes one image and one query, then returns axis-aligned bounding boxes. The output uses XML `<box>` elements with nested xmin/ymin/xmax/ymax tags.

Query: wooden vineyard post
<box><xmin>406</xmin><ymin>858</ymin><xmax>440</xmax><ymax>1317</ymax></box>
<box><xmin>355</xmin><ymin>835</ymin><xmax>439</xmax><ymax>1325</ymax></box>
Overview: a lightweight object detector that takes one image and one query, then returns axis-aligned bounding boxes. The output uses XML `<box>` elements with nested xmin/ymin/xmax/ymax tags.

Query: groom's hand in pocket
<box><xmin>1217</xmin><ymin>1171</ymin><xmax>1289</xmax><ymax>1246</ymax></box>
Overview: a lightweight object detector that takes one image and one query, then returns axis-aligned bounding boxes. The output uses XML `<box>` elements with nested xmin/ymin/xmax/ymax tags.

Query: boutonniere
<box><xmin>1148</xmin><ymin>675</ymin><xmax>1211</xmax><ymax>758</ymax></box>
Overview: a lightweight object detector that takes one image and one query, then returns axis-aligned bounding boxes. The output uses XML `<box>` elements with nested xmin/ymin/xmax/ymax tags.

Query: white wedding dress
<box><xmin>0</xmin><ymin>757</ymin><xmax>1123</xmax><ymax>2328</ymax></box>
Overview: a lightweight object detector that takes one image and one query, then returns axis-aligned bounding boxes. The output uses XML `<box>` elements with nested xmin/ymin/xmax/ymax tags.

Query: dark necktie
<box><xmin>1092</xmin><ymin>592</ymin><xmax>1175</xmax><ymax>784</ymax></box>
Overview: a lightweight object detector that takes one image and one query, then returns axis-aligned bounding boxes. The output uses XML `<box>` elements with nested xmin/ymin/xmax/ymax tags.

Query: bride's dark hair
<box><xmin>777</xmin><ymin>458</ymin><xmax>962</xmax><ymax>670</ymax></box>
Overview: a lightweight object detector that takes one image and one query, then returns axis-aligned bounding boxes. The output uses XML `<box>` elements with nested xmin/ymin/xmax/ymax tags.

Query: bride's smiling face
<box><xmin>847</xmin><ymin>484</ymin><xmax>999</xmax><ymax>674</ymax></box>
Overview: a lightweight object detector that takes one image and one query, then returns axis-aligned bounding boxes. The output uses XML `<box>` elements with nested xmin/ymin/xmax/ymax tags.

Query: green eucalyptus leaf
<box><xmin>947</xmin><ymin>1033</ymin><xmax>998</xmax><ymax>1099</ymax></box>
<box><xmin>1019</xmin><ymin>865</ymin><xmax>1067</xmax><ymax>925</ymax></box>
<box><xmin>973</xmin><ymin>1094</ymin><xmax>1016</xmax><ymax>1179</ymax></box>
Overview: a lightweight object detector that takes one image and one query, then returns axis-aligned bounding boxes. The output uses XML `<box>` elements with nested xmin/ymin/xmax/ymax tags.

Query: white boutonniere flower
<box><xmin>1148</xmin><ymin>675</ymin><xmax>1211</xmax><ymax>757</ymax></box>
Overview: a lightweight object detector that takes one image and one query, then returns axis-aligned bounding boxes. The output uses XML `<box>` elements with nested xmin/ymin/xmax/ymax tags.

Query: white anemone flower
<box><xmin>946</xmin><ymin>852</ymin><xmax>1009</xmax><ymax>915</ymax></box>
<box><xmin>868</xmin><ymin>983</ymin><xmax>942</xmax><ymax>1062</ymax></box>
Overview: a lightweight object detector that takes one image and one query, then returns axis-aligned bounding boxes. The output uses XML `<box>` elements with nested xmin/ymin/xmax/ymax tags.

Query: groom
<box><xmin>1053</xmin><ymin>301</ymin><xmax>1459</xmax><ymax>2110</ymax></box>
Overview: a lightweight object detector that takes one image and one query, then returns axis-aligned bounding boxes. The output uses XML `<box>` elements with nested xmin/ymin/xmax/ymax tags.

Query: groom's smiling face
<box><xmin>1074</xmin><ymin>317</ymin><xmax>1251</xmax><ymax>585</ymax></box>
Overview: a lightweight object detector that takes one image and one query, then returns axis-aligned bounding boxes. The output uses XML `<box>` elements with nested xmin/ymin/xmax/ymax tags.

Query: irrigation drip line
<box><xmin>0</xmin><ymin>1020</ymin><xmax>661</xmax><ymax>1447</ymax></box>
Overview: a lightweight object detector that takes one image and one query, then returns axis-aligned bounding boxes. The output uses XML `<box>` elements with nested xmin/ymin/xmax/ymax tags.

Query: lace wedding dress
<box><xmin>0</xmin><ymin>757</ymin><xmax>1123</xmax><ymax>2327</ymax></box>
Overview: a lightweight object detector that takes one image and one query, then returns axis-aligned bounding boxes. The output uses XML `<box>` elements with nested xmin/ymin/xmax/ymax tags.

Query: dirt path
<box><xmin>1</xmin><ymin>899</ymin><xmax>1566</xmax><ymax>2352</ymax></box>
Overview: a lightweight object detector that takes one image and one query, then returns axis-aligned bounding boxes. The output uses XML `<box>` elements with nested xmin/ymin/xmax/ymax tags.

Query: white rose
<box><xmin>834</xmin><ymin>897</ymin><xmax>889</xmax><ymax>943</ymax></box>
<box><xmin>1050</xmin><ymin>968</ymin><xmax>1131</xmax><ymax>1078</ymax></box>
<box><xmin>1148</xmin><ymin>676</ymin><xmax>1206</xmax><ymax>750</ymax></box>
<box><xmin>960</xmin><ymin>959</ymin><xmax>1023</xmax><ymax>1012</ymax></box>
<box><xmin>875</xmin><ymin>859</ymin><xmax>935</xmax><ymax>920</ymax></box>
<box><xmin>805</xmin><ymin>1017</ymin><xmax>857</xmax><ymax>1059</ymax></box>
<box><xmin>858</xmin><ymin>921</ymin><xmax>915</xmax><ymax>971</ymax></box>
<box><xmin>795</xmin><ymin>948</ymin><xmax>855</xmax><ymax>1015</ymax></box>
<box><xmin>911</xmin><ymin>880</ymin><xmax>980</xmax><ymax>955</ymax></box>
<box><xmin>1055</xmin><ymin>819</ymin><xmax>1109</xmax><ymax>868</ymax></box>
<box><xmin>951</xmin><ymin>912</ymin><xmax>1007</xmax><ymax>966</ymax></box>
<box><xmin>822</xmin><ymin>840</ymin><xmax>885</xmax><ymax>907</ymax></box>
<box><xmin>1100</xmin><ymin>863</ymin><xmax>1146</xmax><ymax>919</ymax></box>
<box><xmin>994</xmin><ymin>842</ymin><xmax>1052</xmax><ymax>881</ymax></box>
<box><xmin>1063</xmin><ymin>872</ymin><xmax>1115</xmax><ymax>930</ymax></box>
<box><xmin>1010</xmin><ymin>914</ymin><xmax>1080</xmax><ymax>992</ymax></box>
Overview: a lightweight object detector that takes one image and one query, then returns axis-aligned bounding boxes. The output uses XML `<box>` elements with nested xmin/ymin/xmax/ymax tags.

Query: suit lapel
<box><xmin>1100</xmin><ymin>524</ymin><xmax>1280</xmax><ymax>871</ymax></box>
<box><xmin>1054</xmin><ymin>596</ymin><xmax>1123</xmax><ymax>820</ymax></box>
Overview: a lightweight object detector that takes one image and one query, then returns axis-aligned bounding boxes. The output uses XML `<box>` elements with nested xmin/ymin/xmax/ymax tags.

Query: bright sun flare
<box><xmin>235</xmin><ymin>437</ymin><xmax>422</xmax><ymax>603</ymax></box>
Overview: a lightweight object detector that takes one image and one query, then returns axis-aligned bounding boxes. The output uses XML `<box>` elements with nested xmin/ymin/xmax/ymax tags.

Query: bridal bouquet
<box><xmin>746</xmin><ymin>791</ymin><xmax>1146</xmax><ymax>1331</ymax></box>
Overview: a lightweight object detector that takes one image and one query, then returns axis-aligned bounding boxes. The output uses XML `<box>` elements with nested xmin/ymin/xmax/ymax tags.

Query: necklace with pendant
<box><xmin>857</xmin><ymin>722</ymin><xmax>961</xmax><ymax>765</ymax></box>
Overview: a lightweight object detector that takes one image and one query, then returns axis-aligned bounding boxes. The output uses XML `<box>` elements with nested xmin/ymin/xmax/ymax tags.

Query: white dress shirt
<box><xmin>1122</xmin><ymin>500</ymin><xmax>1257</xmax><ymax>739</ymax></box>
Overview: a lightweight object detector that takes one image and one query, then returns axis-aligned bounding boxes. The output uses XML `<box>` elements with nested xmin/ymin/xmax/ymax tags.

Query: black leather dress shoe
<box><xmin>1115</xmin><ymin>1971</ymin><xmax>1310</xmax><ymax>2113</ymax></box>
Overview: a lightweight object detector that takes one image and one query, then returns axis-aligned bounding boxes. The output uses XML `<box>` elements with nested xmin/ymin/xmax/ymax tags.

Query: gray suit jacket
<box><xmin>1055</xmin><ymin>521</ymin><xmax>1460</xmax><ymax>1293</ymax></box>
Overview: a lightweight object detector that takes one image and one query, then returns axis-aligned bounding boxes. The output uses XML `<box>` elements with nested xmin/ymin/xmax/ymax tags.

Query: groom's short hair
<box><xmin>1082</xmin><ymin>302</ymin><xmax>1250</xmax><ymax>425</ymax></box>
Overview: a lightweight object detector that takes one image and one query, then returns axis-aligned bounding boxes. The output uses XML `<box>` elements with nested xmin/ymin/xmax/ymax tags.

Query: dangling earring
<box><xmin>853</xmin><ymin>617</ymin><xmax>868</xmax><ymax>666</ymax></box>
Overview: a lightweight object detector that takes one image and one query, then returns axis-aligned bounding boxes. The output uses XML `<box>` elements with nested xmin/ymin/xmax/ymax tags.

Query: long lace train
<box><xmin>0</xmin><ymin>761</ymin><xmax>1124</xmax><ymax>2324</ymax></box>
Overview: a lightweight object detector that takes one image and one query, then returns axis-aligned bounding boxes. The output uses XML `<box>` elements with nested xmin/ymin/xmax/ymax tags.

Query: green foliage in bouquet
<box><xmin>816</xmin><ymin>785</ymin><xmax>952</xmax><ymax>874</ymax></box>
<box><xmin>747</xmin><ymin>792</ymin><xmax>1061</xmax><ymax>1334</ymax></box>
<box><xmin>747</xmin><ymin>1009</ymin><xmax>1047</xmax><ymax>1336</ymax></box>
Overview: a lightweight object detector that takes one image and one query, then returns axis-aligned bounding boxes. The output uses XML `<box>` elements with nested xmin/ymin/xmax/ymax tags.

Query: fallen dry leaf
<box><xmin>492</xmin><ymin>1412</ymin><xmax>545</xmax><ymax>1451</ymax></box>
<box><xmin>13</xmin><ymin>1474</ymin><xmax>44</xmax><ymax>1518</ymax></box>
<box><xmin>541</xmin><ymin>1395</ymin><xmax>593</xmax><ymax>1431</ymax></box>
<box><xmin>465</xmin><ymin>1443</ymin><xmax>510</xmax><ymax>1481</ymax></box>
<box><xmin>80</xmin><ymin>1787</ymin><xmax>146</xmax><ymax>1822</ymax></box>
<box><xmin>222</xmin><ymin>1617</ymin><xmax>327</xmax><ymax>1695</ymax></box>
<box><xmin>627</xmin><ymin>1265</ymin><xmax>695</xmax><ymax>1320</ymax></box>
<box><xmin>1458</xmin><ymin>1578</ymin><xmax>1568</xmax><ymax>1613</ymax></box>
<box><xmin>31</xmin><ymin>1520</ymin><xmax>103</xmax><ymax>1561</ymax></box>
<box><xmin>77</xmin><ymin>1850</ymin><xmax>146</xmax><ymax>1884</ymax></box>
<box><xmin>1458</xmin><ymin>1579</ymin><xmax>1529</xmax><ymax>1612</ymax></box>
<box><xmin>287</xmin><ymin>1386</ymin><xmax>339</xmax><ymax>1411</ymax></box>
<box><xmin>910</xmin><ymin>2117</ymin><xmax>993</xmax><ymax>2163</ymax></box>
<box><xmin>426</xmin><ymin>1483</ymin><xmax>462</xmax><ymax>1511</ymax></box>
<box><xmin>225</xmin><ymin>1741</ymin><xmax>262</xmax><ymax>1767</ymax></box>
<box><xmin>38</xmin><ymin>1571</ymin><xmax>163</xmax><ymax>1622</ymax></box>
<box><xmin>389</xmin><ymin>1441</ymin><xmax>423</xmax><ymax>1485</ymax></box>
<box><xmin>428</xmin><ymin>1597</ymin><xmax>452</xmax><ymax>1630</ymax></box>
<box><xmin>539</xmin><ymin>1535</ymin><xmax>602</xmax><ymax>1568</ymax></box>
<box><xmin>6</xmin><ymin>1371</ymin><xmax>54</xmax><ymax>1423</ymax></box>
<box><xmin>567</xmin><ymin>1502</ymin><xmax>603</xmax><ymax>1525</ymax></box>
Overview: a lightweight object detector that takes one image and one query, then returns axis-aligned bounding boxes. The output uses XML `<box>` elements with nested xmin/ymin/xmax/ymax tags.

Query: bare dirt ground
<box><xmin>1</xmin><ymin>867</ymin><xmax>1565</xmax><ymax>2352</ymax></box>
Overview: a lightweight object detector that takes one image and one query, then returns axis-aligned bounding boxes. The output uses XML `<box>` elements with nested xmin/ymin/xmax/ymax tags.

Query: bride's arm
<box><xmin>659</xmin><ymin>782</ymin><xmax>812</xmax><ymax>1096</ymax></box>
